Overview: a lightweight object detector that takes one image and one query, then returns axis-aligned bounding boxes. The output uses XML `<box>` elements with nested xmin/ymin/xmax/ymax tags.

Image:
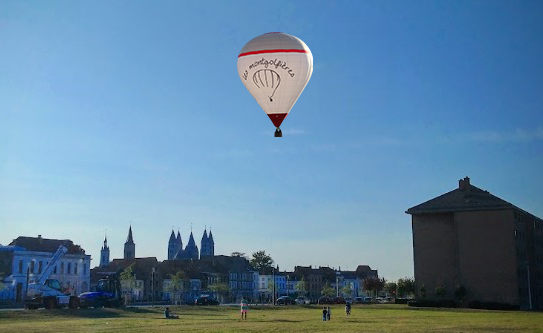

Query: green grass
<box><xmin>0</xmin><ymin>304</ymin><xmax>542</xmax><ymax>333</ymax></box>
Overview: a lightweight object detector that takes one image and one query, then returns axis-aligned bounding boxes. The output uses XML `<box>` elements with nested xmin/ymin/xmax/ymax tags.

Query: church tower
<box><xmin>124</xmin><ymin>225</ymin><xmax>135</xmax><ymax>259</ymax></box>
<box><xmin>167</xmin><ymin>230</ymin><xmax>177</xmax><ymax>260</ymax></box>
<box><xmin>184</xmin><ymin>231</ymin><xmax>199</xmax><ymax>260</ymax></box>
<box><xmin>100</xmin><ymin>234</ymin><xmax>110</xmax><ymax>267</ymax></box>
<box><xmin>200</xmin><ymin>229</ymin><xmax>209</xmax><ymax>257</ymax></box>
<box><xmin>208</xmin><ymin>230</ymin><xmax>215</xmax><ymax>256</ymax></box>
<box><xmin>176</xmin><ymin>230</ymin><xmax>183</xmax><ymax>256</ymax></box>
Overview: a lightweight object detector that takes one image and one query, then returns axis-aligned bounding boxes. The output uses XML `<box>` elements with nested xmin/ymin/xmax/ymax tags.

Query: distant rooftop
<box><xmin>406</xmin><ymin>177</ymin><xmax>528</xmax><ymax>215</ymax></box>
<box><xmin>9</xmin><ymin>235</ymin><xmax>86</xmax><ymax>255</ymax></box>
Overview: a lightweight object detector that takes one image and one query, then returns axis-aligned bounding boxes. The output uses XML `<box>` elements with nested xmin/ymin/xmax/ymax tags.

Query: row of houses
<box><xmin>92</xmin><ymin>256</ymin><xmax>378</xmax><ymax>303</ymax></box>
<box><xmin>0</xmin><ymin>235</ymin><xmax>377</xmax><ymax>304</ymax></box>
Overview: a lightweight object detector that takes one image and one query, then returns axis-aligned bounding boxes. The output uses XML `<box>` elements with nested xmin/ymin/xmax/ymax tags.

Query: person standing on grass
<box><xmin>322</xmin><ymin>307</ymin><xmax>328</xmax><ymax>321</ymax></box>
<box><xmin>327</xmin><ymin>306</ymin><xmax>331</xmax><ymax>321</ymax></box>
<box><xmin>240</xmin><ymin>298</ymin><xmax>248</xmax><ymax>320</ymax></box>
<box><xmin>345</xmin><ymin>302</ymin><xmax>352</xmax><ymax>316</ymax></box>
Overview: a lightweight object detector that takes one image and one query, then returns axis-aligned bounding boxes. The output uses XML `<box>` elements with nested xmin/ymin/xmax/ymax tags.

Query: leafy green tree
<box><xmin>208</xmin><ymin>282</ymin><xmax>229</xmax><ymax>304</ymax></box>
<box><xmin>120</xmin><ymin>263</ymin><xmax>136</xmax><ymax>305</ymax></box>
<box><xmin>321</xmin><ymin>285</ymin><xmax>335</xmax><ymax>297</ymax></box>
<box><xmin>363</xmin><ymin>277</ymin><xmax>386</xmax><ymax>297</ymax></box>
<box><xmin>435</xmin><ymin>285</ymin><xmax>446</xmax><ymax>298</ymax></box>
<box><xmin>454</xmin><ymin>284</ymin><xmax>466</xmax><ymax>302</ymax></box>
<box><xmin>419</xmin><ymin>284</ymin><xmax>426</xmax><ymax>299</ymax></box>
<box><xmin>384</xmin><ymin>282</ymin><xmax>397</xmax><ymax>297</ymax></box>
<box><xmin>294</xmin><ymin>278</ymin><xmax>307</xmax><ymax>296</ymax></box>
<box><xmin>168</xmin><ymin>271</ymin><xmax>187</xmax><ymax>305</ymax></box>
<box><xmin>341</xmin><ymin>285</ymin><xmax>353</xmax><ymax>298</ymax></box>
<box><xmin>250</xmin><ymin>251</ymin><xmax>274</xmax><ymax>272</ymax></box>
<box><xmin>397</xmin><ymin>277</ymin><xmax>416</xmax><ymax>298</ymax></box>
<box><xmin>231</xmin><ymin>252</ymin><xmax>248</xmax><ymax>259</ymax></box>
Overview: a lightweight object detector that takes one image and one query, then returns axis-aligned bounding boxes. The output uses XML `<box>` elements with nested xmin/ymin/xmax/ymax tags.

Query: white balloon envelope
<box><xmin>238</xmin><ymin>32</ymin><xmax>313</xmax><ymax>137</ymax></box>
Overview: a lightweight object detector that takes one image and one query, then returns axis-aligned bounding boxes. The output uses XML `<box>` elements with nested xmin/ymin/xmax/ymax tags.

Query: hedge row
<box><xmin>408</xmin><ymin>299</ymin><xmax>519</xmax><ymax>311</ymax></box>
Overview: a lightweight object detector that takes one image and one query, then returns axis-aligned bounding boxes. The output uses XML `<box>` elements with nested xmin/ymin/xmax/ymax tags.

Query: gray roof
<box><xmin>9</xmin><ymin>236</ymin><xmax>86</xmax><ymax>254</ymax></box>
<box><xmin>406</xmin><ymin>178</ymin><xmax>514</xmax><ymax>215</ymax></box>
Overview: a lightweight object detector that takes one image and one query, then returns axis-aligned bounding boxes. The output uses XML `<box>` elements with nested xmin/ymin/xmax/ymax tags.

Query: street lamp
<box><xmin>336</xmin><ymin>271</ymin><xmax>340</xmax><ymax>298</ymax></box>
<box><xmin>286</xmin><ymin>275</ymin><xmax>289</xmax><ymax>297</ymax></box>
<box><xmin>272</xmin><ymin>267</ymin><xmax>276</xmax><ymax>305</ymax></box>
<box><xmin>151</xmin><ymin>267</ymin><xmax>155</xmax><ymax>305</ymax></box>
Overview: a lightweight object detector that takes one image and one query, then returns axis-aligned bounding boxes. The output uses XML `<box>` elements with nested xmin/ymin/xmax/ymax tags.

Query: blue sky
<box><xmin>1</xmin><ymin>0</ymin><xmax>542</xmax><ymax>280</ymax></box>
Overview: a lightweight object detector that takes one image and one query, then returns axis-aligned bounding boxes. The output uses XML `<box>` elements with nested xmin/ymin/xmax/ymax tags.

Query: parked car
<box><xmin>375</xmin><ymin>297</ymin><xmax>392</xmax><ymax>304</ymax></box>
<box><xmin>275</xmin><ymin>296</ymin><xmax>295</xmax><ymax>305</ymax></box>
<box><xmin>195</xmin><ymin>295</ymin><xmax>219</xmax><ymax>305</ymax></box>
<box><xmin>317</xmin><ymin>296</ymin><xmax>334</xmax><ymax>304</ymax></box>
<box><xmin>333</xmin><ymin>296</ymin><xmax>346</xmax><ymax>304</ymax></box>
<box><xmin>354</xmin><ymin>296</ymin><xmax>372</xmax><ymax>304</ymax></box>
<box><xmin>295</xmin><ymin>296</ymin><xmax>311</xmax><ymax>305</ymax></box>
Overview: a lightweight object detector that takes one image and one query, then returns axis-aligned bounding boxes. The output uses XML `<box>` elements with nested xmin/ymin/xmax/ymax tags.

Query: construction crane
<box><xmin>25</xmin><ymin>245</ymin><xmax>80</xmax><ymax>309</ymax></box>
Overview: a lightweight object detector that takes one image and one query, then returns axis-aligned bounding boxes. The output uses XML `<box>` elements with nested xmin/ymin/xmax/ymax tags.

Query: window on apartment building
<box><xmin>83</xmin><ymin>263</ymin><xmax>87</xmax><ymax>275</ymax></box>
<box><xmin>30</xmin><ymin>261</ymin><xmax>35</xmax><ymax>274</ymax></box>
<box><xmin>61</xmin><ymin>262</ymin><xmax>64</xmax><ymax>274</ymax></box>
<box><xmin>38</xmin><ymin>261</ymin><xmax>43</xmax><ymax>274</ymax></box>
<box><xmin>74</xmin><ymin>263</ymin><xmax>78</xmax><ymax>275</ymax></box>
<box><xmin>67</xmin><ymin>263</ymin><xmax>72</xmax><ymax>275</ymax></box>
<box><xmin>54</xmin><ymin>265</ymin><xmax>57</xmax><ymax>274</ymax></box>
<box><xmin>19</xmin><ymin>260</ymin><xmax>23</xmax><ymax>274</ymax></box>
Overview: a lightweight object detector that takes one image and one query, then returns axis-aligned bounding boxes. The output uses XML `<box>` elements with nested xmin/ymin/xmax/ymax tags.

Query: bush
<box><xmin>467</xmin><ymin>301</ymin><xmax>519</xmax><ymax>311</ymax></box>
<box><xmin>395</xmin><ymin>298</ymin><xmax>412</xmax><ymax>304</ymax></box>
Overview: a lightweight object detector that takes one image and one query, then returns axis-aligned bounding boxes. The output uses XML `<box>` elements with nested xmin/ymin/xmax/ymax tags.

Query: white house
<box><xmin>0</xmin><ymin>236</ymin><xmax>91</xmax><ymax>303</ymax></box>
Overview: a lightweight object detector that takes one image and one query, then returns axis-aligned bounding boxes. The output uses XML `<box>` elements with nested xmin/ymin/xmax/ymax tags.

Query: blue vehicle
<box><xmin>79</xmin><ymin>274</ymin><xmax>123</xmax><ymax>308</ymax></box>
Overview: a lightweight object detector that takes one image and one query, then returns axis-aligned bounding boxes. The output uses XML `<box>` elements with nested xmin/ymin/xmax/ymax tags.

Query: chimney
<box><xmin>458</xmin><ymin>177</ymin><xmax>471</xmax><ymax>191</ymax></box>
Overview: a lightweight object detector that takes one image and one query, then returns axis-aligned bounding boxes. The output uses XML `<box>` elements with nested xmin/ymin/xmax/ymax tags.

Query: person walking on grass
<box><xmin>322</xmin><ymin>307</ymin><xmax>328</xmax><ymax>321</ymax></box>
<box><xmin>240</xmin><ymin>298</ymin><xmax>248</xmax><ymax>320</ymax></box>
<box><xmin>327</xmin><ymin>306</ymin><xmax>331</xmax><ymax>321</ymax></box>
<box><xmin>345</xmin><ymin>302</ymin><xmax>352</xmax><ymax>316</ymax></box>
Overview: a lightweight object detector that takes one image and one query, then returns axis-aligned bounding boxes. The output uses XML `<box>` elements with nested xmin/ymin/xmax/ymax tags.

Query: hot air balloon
<box><xmin>238</xmin><ymin>32</ymin><xmax>313</xmax><ymax>137</ymax></box>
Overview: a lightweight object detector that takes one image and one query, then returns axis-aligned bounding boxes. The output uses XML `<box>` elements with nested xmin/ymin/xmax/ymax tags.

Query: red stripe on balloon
<box><xmin>238</xmin><ymin>49</ymin><xmax>308</xmax><ymax>58</ymax></box>
<box><xmin>268</xmin><ymin>113</ymin><xmax>288</xmax><ymax>128</ymax></box>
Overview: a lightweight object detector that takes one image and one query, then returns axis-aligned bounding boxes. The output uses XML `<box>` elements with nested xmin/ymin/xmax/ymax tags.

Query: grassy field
<box><xmin>1</xmin><ymin>304</ymin><xmax>542</xmax><ymax>333</ymax></box>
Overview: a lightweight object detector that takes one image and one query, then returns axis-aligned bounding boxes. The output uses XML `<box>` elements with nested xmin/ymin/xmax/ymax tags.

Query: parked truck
<box><xmin>25</xmin><ymin>245</ymin><xmax>80</xmax><ymax>309</ymax></box>
<box><xmin>79</xmin><ymin>272</ymin><xmax>123</xmax><ymax>308</ymax></box>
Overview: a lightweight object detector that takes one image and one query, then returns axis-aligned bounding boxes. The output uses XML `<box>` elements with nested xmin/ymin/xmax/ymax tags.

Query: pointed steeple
<box><xmin>187</xmin><ymin>231</ymin><xmax>196</xmax><ymax>246</ymax></box>
<box><xmin>100</xmin><ymin>232</ymin><xmax>110</xmax><ymax>267</ymax></box>
<box><xmin>201</xmin><ymin>228</ymin><xmax>208</xmax><ymax>241</ymax></box>
<box><xmin>208</xmin><ymin>230</ymin><xmax>214</xmax><ymax>243</ymax></box>
<box><xmin>169</xmin><ymin>230</ymin><xmax>176</xmax><ymax>242</ymax></box>
<box><xmin>126</xmin><ymin>225</ymin><xmax>134</xmax><ymax>244</ymax></box>
<box><xmin>185</xmin><ymin>231</ymin><xmax>199</xmax><ymax>260</ymax></box>
<box><xmin>124</xmin><ymin>225</ymin><xmax>135</xmax><ymax>259</ymax></box>
<box><xmin>101</xmin><ymin>234</ymin><xmax>109</xmax><ymax>250</ymax></box>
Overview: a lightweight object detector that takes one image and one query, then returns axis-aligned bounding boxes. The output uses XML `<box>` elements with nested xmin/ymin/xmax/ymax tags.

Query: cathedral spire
<box><xmin>126</xmin><ymin>225</ymin><xmax>134</xmax><ymax>244</ymax></box>
<box><xmin>124</xmin><ymin>225</ymin><xmax>135</xmax><ymax>259</ymax></box>
<box><xmin>100</xmin><ymin>230</ymin><xmax>110</xmax><ymax>267</ymax></box>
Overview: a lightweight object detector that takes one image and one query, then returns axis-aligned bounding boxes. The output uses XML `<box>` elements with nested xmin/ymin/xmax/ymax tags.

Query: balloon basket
<box><xmin>275</xmin><ymin>128</ymin><xmax>282</xmax><ymax>137</ymax></box>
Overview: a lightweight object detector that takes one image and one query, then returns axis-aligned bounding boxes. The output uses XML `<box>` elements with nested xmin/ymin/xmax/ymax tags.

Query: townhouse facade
<box><xmin>0</xmin><ymin>236</ymin><xmax>91</xmax><ymax>303</ymax></box>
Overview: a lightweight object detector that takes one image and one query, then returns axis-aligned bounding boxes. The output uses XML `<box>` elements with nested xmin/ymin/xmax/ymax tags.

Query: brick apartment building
<box><xmin>407</xmin><ymin>177</ymin><xmax>543</xmax><ymax>310</ymax></box>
